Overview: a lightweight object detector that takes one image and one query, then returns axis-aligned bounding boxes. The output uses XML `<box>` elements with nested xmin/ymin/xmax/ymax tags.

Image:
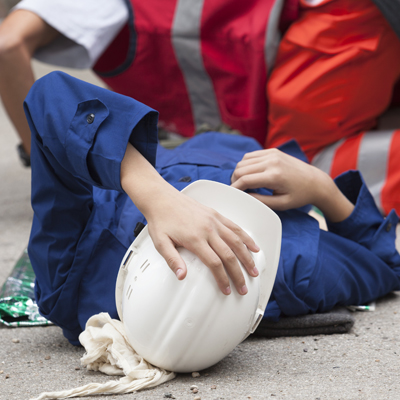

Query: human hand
<box><xmin>231</xmin><ymin>148</ymin><xmax>354</xmax><ymax>222</ymax></box>
<box><xmin>121</xmin><ymin>143</ymin><xmax>259</xmax><ymax>296</ymax></box>
<box><xmin>145</xmin><ymin>188</ymin><xmax>260</xmax><ymax>296</ymax></box>
<box><xmin>231</xmin><ymin>148</ymin><xmax>323</xmax><ymax>209</ymax></box>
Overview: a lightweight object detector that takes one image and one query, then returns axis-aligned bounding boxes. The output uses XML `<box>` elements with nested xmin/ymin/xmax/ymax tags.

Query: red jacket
<box><xmin>93</xmin><ymin>0</ymin><xmax>286</xmax><ymax>144</ymax></box>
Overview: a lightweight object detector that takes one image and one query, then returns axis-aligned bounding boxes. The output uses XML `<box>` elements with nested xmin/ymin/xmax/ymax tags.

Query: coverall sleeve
<box><xmin>265</xmin><ymin>170</ymin><xmax>400</xmax><ymax>321</ymax></box>
<box><xmin>24</xmin><ymin>71</ymin><xmax>159</xmax><ymax>191</ymax></box>
<box><xmin>302</xmin><ymin>170</ymin><xmax>400</xmax><ymax>314</ymax></box>
<box><xmin>24</xmin><ymin>72</ymin><xmax>158</xmax><ymax>341</ymax></box>
<box><xmin>327</xmin><ymin>170</ymin><xmax>400</xmax><ymax>268</ymax></box>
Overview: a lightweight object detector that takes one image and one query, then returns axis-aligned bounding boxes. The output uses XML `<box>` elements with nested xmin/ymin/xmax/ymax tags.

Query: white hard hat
<box><xmin>115</xmin><ymin>180</ymin><xmax>281</xmax><ymax>373</ymax></box>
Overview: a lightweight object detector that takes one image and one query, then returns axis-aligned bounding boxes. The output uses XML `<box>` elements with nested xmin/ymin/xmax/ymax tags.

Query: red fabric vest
<box><xmin>93</xmin><ymin>0</ymin><xmax>287</xmax><ymax>144</ymax></box>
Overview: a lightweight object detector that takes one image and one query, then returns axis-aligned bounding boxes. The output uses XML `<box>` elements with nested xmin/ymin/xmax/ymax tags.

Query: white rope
<box><xmin>30</xmin><ymin>313</ymin><xmax>176</xmax><ymax>399</ymax></box>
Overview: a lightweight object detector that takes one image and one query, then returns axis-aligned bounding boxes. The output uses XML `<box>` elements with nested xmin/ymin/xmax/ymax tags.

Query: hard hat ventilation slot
<box><xmin>140</xmin><ymin>259</ymin><xmax>150</xmax><ymax>273</ymax></box>
<box><xmin>142</xmin><ymin>263</ymin><xmax>150</xmax><ymax>273</ymax></box>
<box><xmin>123</xmin><ymin>250</ymin><xmax>134</xmax><ymax>267</ymax></box>
<box><xmin>127</xmin><ymin>284</ymin><xmax>133</xmax><ymax>300</ymax></box>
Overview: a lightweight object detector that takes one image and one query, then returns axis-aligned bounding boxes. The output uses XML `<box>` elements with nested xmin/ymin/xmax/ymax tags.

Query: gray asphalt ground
<box><xmin>1</xmin><ymin>61</ymin><xmax>400</xmax><ymax>400</ymax></box>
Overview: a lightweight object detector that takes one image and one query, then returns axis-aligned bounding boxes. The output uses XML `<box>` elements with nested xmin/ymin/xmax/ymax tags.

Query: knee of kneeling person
<box><xmin>0</xmin><ymin>16</ymin><xmax>36</xmax><ymax>65</ymax></box>
<box><xmin>0</xmin><ymin>10</ymin><xmax>59</xmax><ymax>63</ymax></box>
<box><xmin>0</xmin><ymin>24</ymin><xmax>31</xmax><ymax>63</ymax></box>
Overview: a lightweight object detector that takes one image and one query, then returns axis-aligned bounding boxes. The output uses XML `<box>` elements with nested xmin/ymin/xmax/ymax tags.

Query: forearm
<box><xmin>312</xmin><ymin>169</ymin><xmax>355</xmax><ymax>223</ymax></box>
<box><xmin>121</xmin><ymin>142</ymin><xmax>180</xmax><ymax>218</ymax></box>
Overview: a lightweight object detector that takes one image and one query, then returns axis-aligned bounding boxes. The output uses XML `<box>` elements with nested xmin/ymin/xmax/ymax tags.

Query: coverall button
<box><xmin>86</xmin><ymin>113</ymin><xmax>95</xmax><ymax>124</ymax></box>
<box><xmin>178</xmin><ymin>176</ymin><xmax>192</xmax><ymax>182</ymax></box>
<box><xmin>386</xmin><ymin>222</ymin><xmax>392</xmax><ymax>232</ymax></box>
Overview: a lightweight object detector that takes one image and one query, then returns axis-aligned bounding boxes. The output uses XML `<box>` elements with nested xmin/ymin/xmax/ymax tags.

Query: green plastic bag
<box><xmin>0</xmin><ymin>249</ymin><xmax>52</xmax><ymax>327</ymax></box>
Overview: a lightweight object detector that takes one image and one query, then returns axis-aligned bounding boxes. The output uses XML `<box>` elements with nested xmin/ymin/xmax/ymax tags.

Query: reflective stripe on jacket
<box><xmin>93</xmin><ymin>0</ymin><xmax>285</xmax><ymax>143</ymax></box>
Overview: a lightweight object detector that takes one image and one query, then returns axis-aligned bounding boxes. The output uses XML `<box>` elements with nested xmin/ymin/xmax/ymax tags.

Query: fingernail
<box><xmin>252</xmin><ymin>267</ymin><xmax>259</xmax><ymax>276</ymax></box>
<box><xmin>225</xmin><ymin>286</ymin><xmax>231</xmax><ymax>295</ymax></box>
<box><xmin>176</xmin><ymin>269</ymin><xmax>183</xmax><ymax>279</ymax></box>
<box><xmin>254</xmin><ymin>244</ymin><xmax>260</xmax><ymax>251</ymax></box>
<box><xmin>240</xmin><ymin>285</ymin><xmax>248</xmax><ymax>295</ymax></box>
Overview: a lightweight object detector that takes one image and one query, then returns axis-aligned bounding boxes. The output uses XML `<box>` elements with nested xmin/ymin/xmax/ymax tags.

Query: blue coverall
<box><xmin>25</xmin><ymin>72</ymin><xmax>400</xmax><ymax>345</ymax></box>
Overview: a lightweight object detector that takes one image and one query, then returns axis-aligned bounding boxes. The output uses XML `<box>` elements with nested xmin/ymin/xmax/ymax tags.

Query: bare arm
<box><xmin>231</xmin><ymin>148</ymin><xmax>354</xmax><ymax>223</ymax></box>
<box><xmin>121</xmin><ymin>143</ymin><xmax>260</xmax><ymax>295</ymax></box>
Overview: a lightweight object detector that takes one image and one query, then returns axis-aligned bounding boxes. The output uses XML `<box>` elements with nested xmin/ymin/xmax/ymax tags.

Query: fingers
<box><xmin>154</xmin><ymin>221</ymin><xmax>258</xmax><ymax>295</ymax></box>
<box><xmin>197</xmin><ymin>217</ymin><xmax>259</xmax><ymax>295</ymax></box>
<box><xmin>217</xmin><ymin>223</ymin><xmax>259</xmax><ymax>279</ymax></box>
<box><xmin>240</xmin><ymin>149</ymin><xmax>270</xmax><ymax>160</ymax></box>
<box><xmin>237</xmin><ymin>148</ymin><xmax>282</xmax><ymax>164</ymax></box>
<box><xmin>217</xmin><ymin>213</ymin><xmax>260</xmax><ymax>254</ymax></box>
<box><xmin>191</xmin><ymin>242</ymin><xmax>233</xmax><ymax>295</ymax></box>
<box><xmin>153</xmin><ymin>236</ymin><xmax>188</xmax><ymax>280</ymax></box>
<box><xmin>231</xmin><ymin>161</ymin><xmax>266</xmax><ymax>185</ymax></box>
<box><xmin>231</xmin><ymin>148</ymin><xmax>284</xmax><ymax>188</ymax></box>
<box><xmin>148</xmin><ymin>200</ymin><xmax>260</xmax><ymax>296</ymax></box>
<box><xmin>231</xmin><ymin>171</ymin><xmax>275</xmax><ymax>191</ymax></box>
<box><xmin>208</xmin><ymin>237</ymin><xmax>247</xmax><ymax>295</ymax></box>
<box><xmin>194</xmin><ymin>232</ymin><xmax>255</xmax><ymax>296</ymax></box>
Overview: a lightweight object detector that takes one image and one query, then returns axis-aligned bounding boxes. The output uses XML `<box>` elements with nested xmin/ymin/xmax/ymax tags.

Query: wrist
<box><xmin>139</xmin><ymin>182</ymin><xmax>180</xmax><ymax>221</ymax></box>
<box><xmin>123</xmin><ymin>170</ymin><xmax>179</xmax><ymax>217</ymax></box>
<box><xmin>313</xmin><ymin>170</ymin><xmax>354</xmax><ymax>223</ymax></box>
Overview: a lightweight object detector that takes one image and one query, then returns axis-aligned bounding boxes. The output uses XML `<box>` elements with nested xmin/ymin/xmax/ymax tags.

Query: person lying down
<box><xmin>25</xmin><ymin>71</ymin><xmax>400</xmax><ymax>348</ymax></box>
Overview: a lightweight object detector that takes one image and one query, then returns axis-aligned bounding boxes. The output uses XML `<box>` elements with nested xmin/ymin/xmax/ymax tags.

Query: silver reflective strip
<box><xmin>303</xmin><ymin>0</ymin><xmax>326</xmax><ymax>5</ymax></box>
<box><xmin>357</xmin><ymin>130</ymin><xmax>394</xmax><ymax>212</ymax></box>
<box><xmin>172</xmin><ymin>0</ymin><xmax>221</xmax><ymax>130</ymax></box>
<box><xmin>264</xmin><ymin>0</ymin><xmax>285</xmax><ymax>72</ymax></box>
<box><xmin>311</xmin><ymin>139</ymin><xmax>344</xmax><ymax>174</ymax></box>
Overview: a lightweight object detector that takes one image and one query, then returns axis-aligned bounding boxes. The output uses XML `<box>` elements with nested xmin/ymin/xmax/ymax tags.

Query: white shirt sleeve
<box><xmin>12</xmin><ymin>0</ymin><xmax>129</xmax><ymax>69</ymax></box>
